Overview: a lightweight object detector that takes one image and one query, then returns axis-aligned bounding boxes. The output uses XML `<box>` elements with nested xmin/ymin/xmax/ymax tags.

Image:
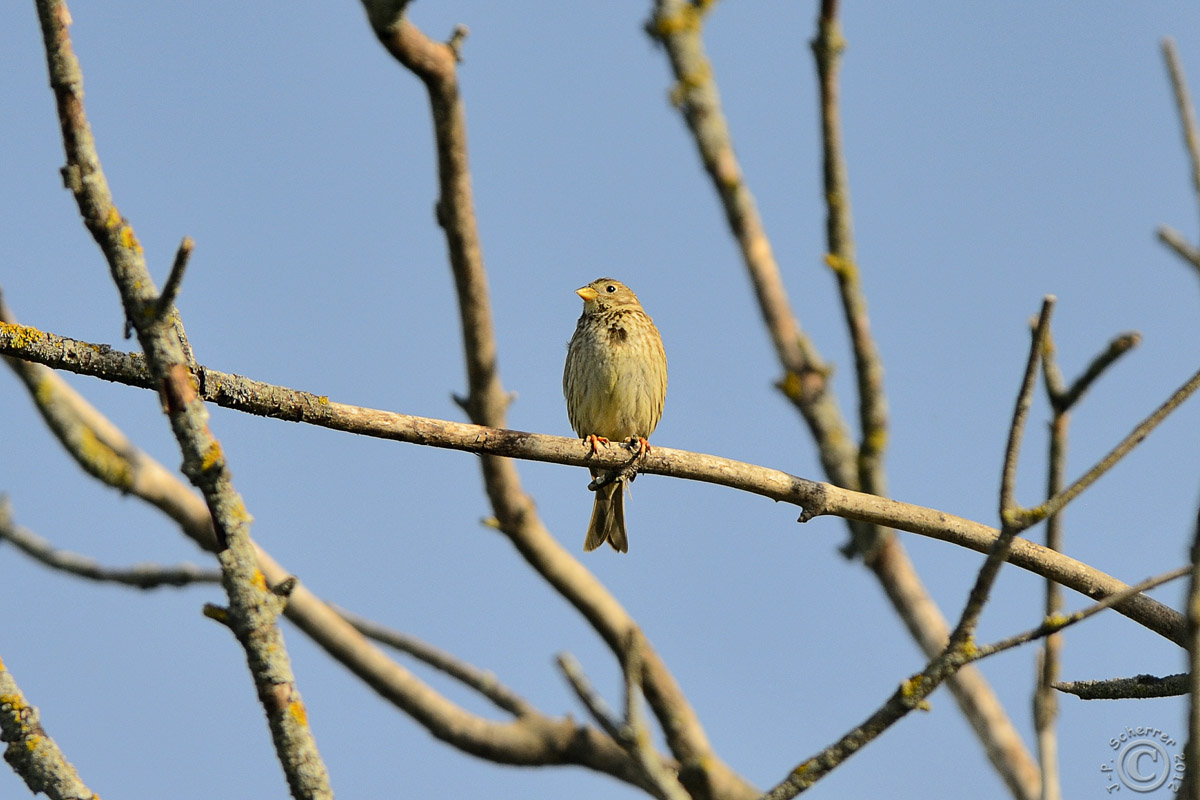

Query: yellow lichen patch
<box><xmin>229</xmin><ymin>500</ymin><xmax>253</xmax><ymax>524</ymax></box>
<box><xmin>33</xmin><ymin>377</ymin><xmax>55</xmax><ymax>408</ymax></box>
<box><xmin>78</xmin><ymin>427</ymin><xmax>134</xmax><ymax>490</ymax></box>
<box><xmin>1</xmin><ymin>321</ymin><xmax>41</xmax><ymax>350</ymax></box>
<box><xmin>900</xmin><ymin>675</ymin><xmax>932</xmax><ymax>711</ymax></box>
<box><xmin>824</xmin><ymin>253</ymin><xmax>858</xmax><ymax>280</ymax></box>
<box><xmin>957</xmin><ymin>636</ymin><xmax>980</xmax><ymax>660</ymax></box>
<box><xmin>0</xmin><ymin>694</ymin><xmax>24</xmax><ymax>711</ymax></box>
<box><xmin>25</xmin><ymin>734</ymin><xmax>42</xmax><ymax>751</ymax></box>
<box><xmin>104</xmin><ymin>207</ymin><xmax>121</xmax><ymax>229</ymax></box>
<box><xmin>778</xmin><ymin>370</ymin><xmax>804</xmax><ymax>402</ymax></box>
<box><xmin>251</xmin><ymin>570</ymin><xmax>268</xmax><ymax>592</ymax></box>
<box><xmin>200</xmin><ymin>442</ymin><xmax>223</xmax><ymax>472</ymax></box>
<box><xmin>119</xmin><ymin>225</ymin><xmax>142</xmax><ymax>253</ymax></box>
<box><xmin>650</xmin><ymin>7</ymin><xmax>701</xmax><ymax>37</ymax></box>
<box><xmin>862</xmin><ymin>427</ymin><xmax>888</xmax><ymax>455</ymax></box>
<box><xmin>317</xmin><ymin>395</ymin><xmax>329</xmax><ymax>405</ymax></box>
<box><xmin>288</xmin><ymin>700</ymin><xmax>308</xmax><ymax>726</ymax></box>
<box><xmin>1044</xmin><ymin>612</ymin><xmax>1069</xmax><ymax>628</ymax></box>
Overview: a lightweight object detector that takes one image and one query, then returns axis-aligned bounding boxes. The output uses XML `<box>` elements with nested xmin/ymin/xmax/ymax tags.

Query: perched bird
<box><xmin>563</xmin><ymin>278</ymin><xmax>668</xmax><ymax>552</ymax></box>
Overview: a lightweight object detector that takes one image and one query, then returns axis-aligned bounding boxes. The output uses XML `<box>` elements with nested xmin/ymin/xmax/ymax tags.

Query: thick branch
<box><xmin>0</xmin><ymin>308</ymin><xmax>663</xmax><ymax>791</ymax></box>
<box><xmin>0</xmin><ymin>323</ymin><xmax>1186</xmax><ymax>645</ymax></box>
<box><xmin>362</xmin><ymin>6</ymin><xmax>750</xmax><ymax>798</ymax></box>
<box><xmin>646</xmin><ymin>4</ymin><xmax>1038</xmax><ymax>794</ymax></box>
<box><xmin>32</xmin><ymin>3</ymin><xmax>332</xmax><ymax>796</ymax></box>
<box><xmin>0</xmin><ymin>656</ymin><xmax>98</xmax><ymax>800</ymax></box>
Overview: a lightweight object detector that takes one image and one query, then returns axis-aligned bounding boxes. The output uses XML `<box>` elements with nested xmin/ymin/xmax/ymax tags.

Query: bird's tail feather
<box><xmin>584</xmin><ymin>480</ymin><xmax>627</xmax><ymax>553</ymax></box>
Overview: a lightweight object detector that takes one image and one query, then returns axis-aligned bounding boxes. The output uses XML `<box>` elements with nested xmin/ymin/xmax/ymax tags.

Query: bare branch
<box><xmin>981</xmin><ymin>566</ymin><xmax>1189</xmax><ymax>661</ymax></box>
<box><xmin>999</xmin><ymin>298</ymin><xmax>1055</xmax><ymax>519</ymax></box>
<box><xmin>621</xmin><ymin>633</ymin><xmax>692</xmax><ymax>800</ymax></box>
<box><xmin>1014</xmin><ymin>360</ymin><xmax>1200</xmax><ymax>530</ymax></box>
<box><xmin>155</xmin><ymin>236</ymin><xmax>193</xmax><ymax>322</ymax></box>
<box><xmin>757</xmin><ymin>564</ymin><xmax>1188</xmax><ymax>799</ymax></box>
<box><xmin>1163</xmin><ymin>38</ymin><xmax>1200</xmax><ymax>224</ymax></box>
<box><xmin>811</xmin><ymin>0</ymin><xmax>890</xmax><ymax>534</ymax></box>
<box><xmin>556</xmin><ymin>653</ymin><xmax>626</xmax><ymax>743</ymax></box>
<box><xmin>32</xmin><ymin>3</ymin><xmax>332</xmax><ymax>795</ymax></box>
<box><xmin>645</xmin><ymin>0</ymin><xmax>858</xmax><ymax>506</ymax></box>
<box><xmin>0</xmin><ymin>308</ymin><xmax>660</xmax><ymax>788</ymax></box>
<box><xmin>0</xmin><ymin>496</ymin><xmax>220</xmax><ymax>589</ymax></box>
<box><xmin>645</xmin><ymin>3</ymin><xmax>1038</xmax><ymax>793</ymax></box>
<box><xmin>334</xmin><ymin>606</ymin><xmax>532</xmax><ymax>718</ymax></box>
<box><xmin>1158</xmin><ymin>225</ymin><xmax>1200</xmax><ymax>274</ymax></box>
<box><xmin>362</xmin><ymin>6</ymin><xmax>751</xmax><ymax>797</ymax></box>
<box><xmin>0</xmin><ymin>318</ymin><xmax>1186</xmax><ymax>645</ymax></box>
<box><xmin>1185</xmin><ymin>499</ymin><xmax>1200</xmax><ymax>797</ymax></box>
<box><xmin>1055</xmin><ymin>673</ymin><xmax>1188</xmax><ymax>700</ymax></box>
<box><xmin>0</xmin><ymin>656</ymin><xmax>98</xmax><ymax>800</ymax></box>
<box><xmin>1036</xmin><ymin>327</ymin><xmax>1137</xmax><ymax>800</ymax></box>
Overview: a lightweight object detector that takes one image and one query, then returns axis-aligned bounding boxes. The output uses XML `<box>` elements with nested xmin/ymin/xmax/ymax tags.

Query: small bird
<box><xmin>564</xmin><ymin>278</ymin><xmax>668</xmax><ymax>552</ymax></box>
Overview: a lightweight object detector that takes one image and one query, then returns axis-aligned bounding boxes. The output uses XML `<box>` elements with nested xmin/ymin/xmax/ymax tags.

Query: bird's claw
<box><xmin>583</xmin><ymin>434</ymin><xmax>610</xmax><ymax>456</ymax></box>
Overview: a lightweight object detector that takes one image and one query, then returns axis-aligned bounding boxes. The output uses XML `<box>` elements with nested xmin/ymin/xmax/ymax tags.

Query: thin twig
<box><xmin>1163</xmin><ymin>38</ymin><xmax>1200</xmax><ymax>220</ymax></box>
<box><xmin>1015</xmin><ymin>361</ymin><xmax>1200</xmax><ymax>529</ymax></box>
<box><xmin>0</xmin><ymin>298</ymin><xmax>674</xmax><ymax>791</ymax></box>
<box><xmin>0</xmin><ymin>318</ymin><xmax>1187</xmax><ymax>645</ymax></box>
<box><xmin>1054</xmin><ymin>332</ymin><xmax>1141</xmax><ymax>414</ymax></box>
<box><xmin>1055</xmin><ymin>673</ymin><xmax>1189</xmax><ymax>700</ymax></box>
<box><xmin>1036</xmin><ymin>328</ymin><xmax>1138</xmax><ymax>800</ymax></box>
<box><xmin>334</xmin><ymin>606</ymin><xmax>532</xmax><ymax>717</ymax></box>
<box><xmin>980</xmin><ymin>566</ymin><xmax>1189</xmax><ymax>660</ymax></box>
<box><xmin>812</xmin><ymin>0</ymin><xmax>890</xmax><ymax>544</ymax></box>
<box><xmin>32</xmin><ymin>2</ymin><xmax>331</xmax><ymax>795</ymax></box>
<box><xmin>556</xmin><ymin>653</ymin><xmax>626</xmax><ymax>742</ymax></box>
<box><xmin>155</xmin><ymin>236</ymin><xmax>193</xmax><ymax>321</ymax></box>
<box><xmin>0</xmin><ymin>656</ymin><xmax>98</xmax><ymax>799</ymax></box>
<box><xmin>999</xmin><ymin>297</ymin><xmax>1055</xmax><ymax>519</ymax></box>
<box><xmin>364</xmin><ymin>6</ymin><xmax>750</xmax><ymax>798</ymax></box>
<box><xmin>0</xmin><ymin>496</ymin><xmax>221</xmax><ymax>589</ymax></box>
<box><xmin>645</xmin><ymin>3</ymin><xmax>1040</xmax><ymax>794</ymax></box>
<box><xmin>1158</xmin><ymin>225</ymin><xmax>1200</xmax><ymax>274</ymax></box>
<box><xmin>756</xmin><ymin>564</ymin><xmax>1189</xmax><ymax>800</ymax></box>
<box><xmin>1184</xmin><ymin>499</ymin><xmax>1200</xmax><ymax>798</ymax></box>
<box><xmin>1036</xmin><ymin>331</ymin><xmax>1066</xmax><ymax>800</ymax></box>
<box><xmin>621</xmin><ymin>631</ymin><xmax>691</xmax><ymax>800</ymax></box>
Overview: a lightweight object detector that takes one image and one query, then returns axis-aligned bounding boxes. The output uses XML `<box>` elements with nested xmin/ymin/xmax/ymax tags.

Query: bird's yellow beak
<box><xmin>576</xmin><ymin>286</ymin><xmax>599</xmax><ymax>302</ymax></box>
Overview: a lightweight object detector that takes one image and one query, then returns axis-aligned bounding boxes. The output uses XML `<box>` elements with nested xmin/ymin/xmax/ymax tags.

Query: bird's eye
<box><xmin>605</xmin><ymin>284</ymin><xmax>617</xmax><ymax>293</ymax></box>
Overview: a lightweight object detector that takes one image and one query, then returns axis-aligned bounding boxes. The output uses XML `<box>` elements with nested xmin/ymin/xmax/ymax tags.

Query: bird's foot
<box><xmin>583</xmin><ymin>434</ymin><xmax>610</xmax><ymax>456</ymax></box>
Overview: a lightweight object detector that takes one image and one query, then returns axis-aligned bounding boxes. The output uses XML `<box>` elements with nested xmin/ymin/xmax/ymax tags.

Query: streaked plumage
<box><xmin>563</xmin><ymin>278</ymin><xmax>667</xmax><ymax>552</ymax></box>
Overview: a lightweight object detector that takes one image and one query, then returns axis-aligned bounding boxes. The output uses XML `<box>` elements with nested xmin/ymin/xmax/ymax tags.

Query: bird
<box><xmin>563</xmin><ymin>278</ymin><xmax>667</xmax><ymax>552</ymax></box>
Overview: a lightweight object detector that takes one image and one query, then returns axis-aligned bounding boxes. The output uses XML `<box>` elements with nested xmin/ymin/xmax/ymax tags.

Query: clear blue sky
<box><xmin>3</xmin><ymin>2</ymin><xmax>1200</xmax><ymax>798</ymax></box>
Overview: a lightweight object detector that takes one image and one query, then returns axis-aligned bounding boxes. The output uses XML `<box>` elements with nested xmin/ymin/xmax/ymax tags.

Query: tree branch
<box><xmin>0</xmin><ymin>656</ymin><xmax>98</xmax><ymax>800</ymax></box>
<box><xmin>757</xmin><ymin>562</ymin><xmax>1188</xmax><ymax>799</ymax></box>
<box><xmin>1055</xmin><ymin>673</ymin><xmax>1189</xmax><ymax>700</ymax></box>
<box><xmin>645</xmin><ymin>4</ymin><xmax>1040</xmax><ymax>794</ymax></box>
<box><xmin>0</xmin><ymin>496</ymin><xmax>221</xmax><ymax>589</ymax></box>
<box><xmin>811</xmin><ymin>0</ymin><xmax>890</xmax><ymax>550</ymax></box>
<box><xmin>361</xmin><ymin>5</ymin><xmax>752</xmax><ymax>798</ymax></box>
<box><xmin>32</xmin><ymin>3</ymin><xmax>333</xmax><ymax>796</ymax></box>
<box><xmin>333</xmin><ymin>606</ymin><xmax>533</xmax><ymax>718</ymax></box>
<box><xmin>1036</xmin><ymin>327</ymin><xmax>1138</xmax><ymax>800</ymax></box>
<box><xmin>1185</xmin><ymin>498</ymin><xmax>1200</xmax><ymax>798</ymax></box>
<box><xmin>0</xmin><ymin>318</ymin><xmax>1187</xmax><ymax>646</ymax></box>
<box><xmin>0</xmin><ymin>304</ymin><xmax>667</xmax><ymax>790</ymax></box>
